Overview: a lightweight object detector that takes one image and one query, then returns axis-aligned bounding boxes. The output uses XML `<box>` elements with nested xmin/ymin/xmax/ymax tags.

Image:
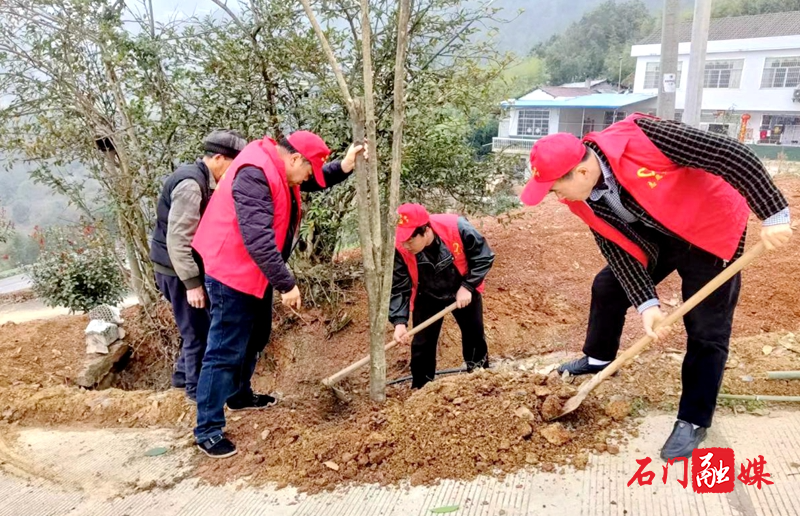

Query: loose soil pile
<box><xmin>199</xmin><ymin>368</ymin><xmax>635</xmax><ymax>492</ymax></box>
<box><xmin>0</xmin><ymin>176</ymin><xmax>798</xmax><ymax>492</ymax></box>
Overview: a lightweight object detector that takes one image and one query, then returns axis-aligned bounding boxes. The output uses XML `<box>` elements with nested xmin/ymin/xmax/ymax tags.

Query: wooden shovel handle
<box><xmin>576</xmin><ymin>241</ymin><xmax>765</xmax><ymax>394</ymax></box>
<box><xmin>322</xmin><ymin>302</ymin><xmax>458</xmax><ymax>386</ymax></box>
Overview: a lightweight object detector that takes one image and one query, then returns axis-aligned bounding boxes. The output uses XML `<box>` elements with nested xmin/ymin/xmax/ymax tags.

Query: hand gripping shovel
<box><xmin>322</xmin><ymin>302</ymin><xmax>458</xmax><ymax>396</ymax></box>
<box><xmin>553</xmin><ymin>241</ymin><xmax>765</xmax><ymax>421</ymax></box>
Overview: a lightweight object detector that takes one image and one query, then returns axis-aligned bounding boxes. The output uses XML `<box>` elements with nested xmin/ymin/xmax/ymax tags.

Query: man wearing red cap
<box><xmin>391</xmin><ymin>203</ymin><xmax>495</xmax><ymax>389</ymax></box>
<box><xmin>521</xmin><ymin>114</ymin><xmax>792</xmax><ymax>460</ymax></box>
<box><xmin>191</xmin><ymin>131</ymin><xmax>365</xmax><ymax>458</ymax></box>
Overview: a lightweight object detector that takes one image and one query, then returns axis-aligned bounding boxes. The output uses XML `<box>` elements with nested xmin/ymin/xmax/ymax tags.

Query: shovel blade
<box><xmin>551</xmin><ymin>393</ymin><xmax>586</xmax><ymax>420</ymax></box>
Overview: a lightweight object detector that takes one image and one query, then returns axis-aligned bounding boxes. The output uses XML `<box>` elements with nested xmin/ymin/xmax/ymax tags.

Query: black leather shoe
<box><xmin>557</xmin><ymin>356</ymin><xmax>610</xmax><ymax>376</ymax></box>
<box><xmin>660</xmin><ymin>420</ymin><xmax>707</xmax><ymax>461</ymax></box>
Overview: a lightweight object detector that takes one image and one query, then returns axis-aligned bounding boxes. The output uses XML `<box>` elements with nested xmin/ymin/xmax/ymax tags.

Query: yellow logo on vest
<box><xmin>399</xmin><ymin>214</ymin><xmax>410</xmax><ymax>226</ymax></box>
<box><xmin>451</xmin><ymin>242</ymin><xmax>462</xmax><ymax>256</ymax></box>
<box><xmin>637</xmin><ymin>167</ymin><xmax>665</xmax><ymax>188</ymax></box>
<box><xmin>532</xmin><ymin>167</ymin><xmax>540</xmax><ymax>178</ymax></box>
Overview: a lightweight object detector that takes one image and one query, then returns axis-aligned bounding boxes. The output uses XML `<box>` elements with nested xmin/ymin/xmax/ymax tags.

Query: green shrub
<box><xmin>28</xmin><ymin>226</ymin><xmax>125</xmax><ymax>313</ymax></box>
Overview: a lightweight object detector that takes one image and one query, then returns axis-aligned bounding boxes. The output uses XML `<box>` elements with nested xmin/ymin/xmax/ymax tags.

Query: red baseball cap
<box><xmin>520</xmin><ymin>133</ymin><xmax>586</xmax><ymax>206</ymax></box>
<box><xmin>287</xmin><ymin>131</ymin><xmax>331</xmax><ymax>187</ymax></box>
<box><xmin>395</xmin><ymin>203</ymin><xmax>430</xmax><ymax>242</ymax></box>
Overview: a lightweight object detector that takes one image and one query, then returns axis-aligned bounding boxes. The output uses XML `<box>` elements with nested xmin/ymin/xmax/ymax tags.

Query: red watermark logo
<box><xmin>628</xmin><ymin>448</ymin><xmax>772</xmax><ymax>493</ymax></box>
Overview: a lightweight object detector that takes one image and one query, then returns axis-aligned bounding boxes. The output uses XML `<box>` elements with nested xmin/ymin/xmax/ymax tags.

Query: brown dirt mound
<box><xmin>198</xmin><ymin>369</ymin><xmax>629</xmax><ymax>493</ymax></box>
<box><xmin>0</xmin><ymin>385</ymin><xmax>192</xmax><ymax>428</ymax></box>
<box><xmin>0</xmin><ymin>314</ymin><xmax>88</xmax><ymax>388</ymax></box>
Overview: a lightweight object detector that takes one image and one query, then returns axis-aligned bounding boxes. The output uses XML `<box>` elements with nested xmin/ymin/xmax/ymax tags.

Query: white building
<box><xmin>631</xmin><ymin>11</ymin><xmax>800</xmax><ymax>145</ymax></box>
<box><xmin>493</xmin><ymin>81</ymin><xmax>657</xmax><ymax>154</ymax></box>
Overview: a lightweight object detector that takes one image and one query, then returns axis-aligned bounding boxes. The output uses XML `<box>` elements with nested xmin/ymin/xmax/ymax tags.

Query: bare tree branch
<box><xmin>298</xmin><ymin>0</ymin><xmax>356</xmax><ymax>117</ymax></box>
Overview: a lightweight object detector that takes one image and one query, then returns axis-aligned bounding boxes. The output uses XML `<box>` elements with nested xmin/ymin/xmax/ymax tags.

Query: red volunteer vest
<box><xmin>192</xmin><ymin>137</ymin><xmax>301</xmax><ymax>298</ymax></box>
<box><xmin>564</xmin><ymin>113</ymin><xmax>750</xmax><ymax>266</ymax></box>
<box><xmin>396</xmin><ymin>214</ymin><xmax>485</xmax><ymax>310</ymax></box>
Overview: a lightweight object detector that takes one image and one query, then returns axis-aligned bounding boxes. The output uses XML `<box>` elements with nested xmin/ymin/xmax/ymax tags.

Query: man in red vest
<box><xmin>520</xmin><ymin>114</ymin><xmax>792</xmax><ymax>461</ymax></box>
<box><xmin>191</xmin><ymin>131</ymin><xmax>365</xmax><ymax>458</ymax></box>
<box><xmin>391</xmin><ymin>203</ymin><xmax>495</xmax><ymax>389</ymax></box>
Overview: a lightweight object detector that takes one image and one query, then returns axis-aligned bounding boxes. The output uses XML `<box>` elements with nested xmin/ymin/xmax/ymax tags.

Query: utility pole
<box><xmin>657</xmin><ymin>0</ymin><xmax>681</xmax><ymax>120</ymax></box>
<box><xmin>683</xmin><ymin>0</ymin><xmax>713</xmax><ymax>127</ymax></box>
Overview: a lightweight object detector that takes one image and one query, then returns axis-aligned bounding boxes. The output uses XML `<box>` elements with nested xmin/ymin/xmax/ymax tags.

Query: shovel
<box><xmin>322</xmin><ymin>301</ymin><xmax>458</xmax><ymax>393</ymax></box>
<box><xmin>553</xmin><ymin>241</ymin><xmax>765</xmax><ymax>420</ymax></box>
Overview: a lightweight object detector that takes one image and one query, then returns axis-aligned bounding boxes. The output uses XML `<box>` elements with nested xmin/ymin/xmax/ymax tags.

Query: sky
<box><xmin>150</xmin><ymin>0</ymin><xmax>228</xmax><ymax>21</ymax></box>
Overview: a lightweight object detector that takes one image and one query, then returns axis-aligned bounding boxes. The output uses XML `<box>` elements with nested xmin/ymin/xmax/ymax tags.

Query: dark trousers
<box><xmin>155</xmin><ymin>272</ymin><xmax>210</xmax><ymax>399</ymax></box>
<box><xmin>583</xmin><ymin>229</ymin><xmax>741</xmax><ymax>428</ymax></box>
<box><xmin>194</xmin><ymin>276</ymin><xmax>273</xmax><ymax>443</ymax></box>
<box><xmin>410</xmin><ymin>293</ymin><xmax>489</xmax><ymax>389</ymax></box>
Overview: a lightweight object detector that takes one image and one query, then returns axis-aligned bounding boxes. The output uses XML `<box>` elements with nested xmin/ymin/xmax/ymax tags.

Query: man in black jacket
<box><xmin>391</xmin><ymin>203</ymin><xmax>495</xmax><ymax>389</ymax></box>
<box><xmin>150</xmin><ymin>129</ymin><xmax>246</xmax><ymax>401</ymax></box>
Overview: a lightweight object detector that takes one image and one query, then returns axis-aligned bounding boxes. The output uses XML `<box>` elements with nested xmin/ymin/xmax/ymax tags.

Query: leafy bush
<box><xmin>28</xmin><ymin>226</ymin><xmax>125</xmax><ymax>313</ymax></box>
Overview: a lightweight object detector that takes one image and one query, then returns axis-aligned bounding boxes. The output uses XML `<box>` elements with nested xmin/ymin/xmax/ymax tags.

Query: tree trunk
<box><xmin>378</xmin><ymin>0</ymin><xmax>412</xmax><ymax>350</ymax></box>
<box><xmin>300</xmin><ymin>0</ymin><xmax>411</xmax><ymax>403</ymax></box>
<box><xmin>349</xmin><ymin>99</ymin><xmax>386</xmax><ymax>402</ymax></box>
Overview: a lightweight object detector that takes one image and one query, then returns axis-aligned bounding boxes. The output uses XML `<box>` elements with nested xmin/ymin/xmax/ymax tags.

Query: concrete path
<box><xmin>0</xmin><ymin>294</ymin><xmax>138</xmax><ymax>325</ymax></box>
<box><xmin>1</xmin><ymin>410</ymin><xmax>799</xmax><ymax>516</ymax></box>
<box><xmin>0</xmin><ymin>274</ymin><xmax>31</xmax><ymax>295</ymax></box>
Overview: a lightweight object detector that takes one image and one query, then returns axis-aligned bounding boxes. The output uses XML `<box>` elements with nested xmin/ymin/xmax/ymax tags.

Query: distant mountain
<box><xmin>484</xmin><ymin>0</ymin><xmax>690</xmax><ymax>55</ymax></box>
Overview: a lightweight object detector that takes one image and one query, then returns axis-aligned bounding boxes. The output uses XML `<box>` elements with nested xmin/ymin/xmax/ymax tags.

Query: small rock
<box><xmin>540</xmin><ymin>462</ymin><xmax>555</xmax><ymax>472</ymax></box>
<box><xmin>409</xmin><ymin>470</ymin><xmax>427</xmax><ymax>486</ymax></box>
<box><xmin>516</xmin><ymin>421</ymin><xmax>533</xmax><ymax>439</ymax></box>
<box><xmin>525</xmin><ymin>452</ymin><xmax>538</xmax><ymax>464</ymax></box>
<box><xmin>452</xmin><ymin>397</ymin><xmax>465</xmax><ymax>405</ymax></box>
<box><xmin>725</xmin><ymin>358</ymin><xmax>739</xmax><ymax>369</ymax></box>
<box><xmin>533</xmin><ymin>386</ymin><xmax>552</xmax><ymax>397</ymax></box>
<box><xmin>515</xmin><ymin>390</ymin><xmax>527</xmax><ymax>398</ymax></box>
<box><xmin>604</xmin><ymin>395</ymin><xmax>632</xmax><ymax>421</ymax></box>
<box><xmin>596</xmin><ymin>417</ymin><xmax>611</xmax><ymax>428</ymax></box>
<box><xmin>762</xmin><ymin>345</ymin><xmax>773</xmax><ymax>356</ymax></box>
<box><xmin>539</xmin><ymin>423</ymin><xmax>572</xmax><ymax>445</ymax></box>
<box><xmin>740</xmin><ymin>375</ymin><xmax>754</xmax><ymax>382</ymax></box>
<box><xmin>573</xmin><ymin>453</ymin><xmax>589</xmax><ymax>470</ymax></box>
<box><xmin>260</xmin><ymin>429</ymin><xmax>271</xmax><ymax>441</ymax></box>
<box><xmin>341</xmin><ymin>452</ymin><xmax>355</xmax><ymax>463</ymax></box>
<box><xmin>514</xmin><ymin>406</ymin><xmax>535</xmax><ymax>421</ymax></box>
<box><xmin>556</xmin><ymin>385</ymin><xmax>578</xmax><ymax>398</ymax></box>
<box><xmin>531</xmin><ymin>373</ymin><xmax>547</xmax><ymax>385</ymax></box>
<box><xmin>667</xmin><ymin>353</ymin><xmax>683</xmax><ymax>363</ymax></box>
<box><xmin>607</xmin><ymin>444</ymin><xmax>620</xmax><ymax>455</ymax></box>
<box><xmin>323</xmin><ymin>461</ymin><xmax>339</xmax><ymax>471</ymax></box>
<box><xmin>540</xmin><ymin>395</ymin><xmax>564</xmax><ymax>421</ymax></box>
<box><xmin>498</xmin><ymin>439</ymin><xmax>511</xmax><ymax>450</ymax></box>
<box><xmin>594</xmin><ymin>443</ymin><xmax>607</xmax><ymax>453</ymax></box>
<box><xmin>546</xmin><ymin>371</ymin><xmax>561</xmax><ymax>388</ymax></box>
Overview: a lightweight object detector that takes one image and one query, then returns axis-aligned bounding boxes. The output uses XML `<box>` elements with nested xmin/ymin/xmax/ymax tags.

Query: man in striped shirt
<box><xmin>520</xmin><ymin>114</ymin><xmax>792</xmax><ymax>460</ymax></box>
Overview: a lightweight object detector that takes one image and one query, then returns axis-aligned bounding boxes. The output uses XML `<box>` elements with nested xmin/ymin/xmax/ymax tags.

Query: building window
<box><xmin>517</xmin><ymin>109</ymin><xmax>549</xmax><ymax>137</ymax></box>
<box><xmin>761</xmin><ymin>57</ymin><xmax>800</xmax><ymax>88</ymax></box>
<box><xmin>703</xmin><ymin>60</ymin><xmax>744</xmax><ymax>88</ymax></box>
<box><xmin>643</xmin><ymin>61</ymin><xmax>683</xmax><ymax>89</ymax></box>
<box><xmin>760</xmin><ymin>115</ymin><xmax>800</xmax><ymax>145</ymax></box>
<box><xmin>699</xmin><ymin>110</ymin><xmax>737</xmax><ymax>138</ymax></box>
<box><xmin>603</xmin><ymin>111</ymin><xmax>626</xmax><ymax>127</ymax></box>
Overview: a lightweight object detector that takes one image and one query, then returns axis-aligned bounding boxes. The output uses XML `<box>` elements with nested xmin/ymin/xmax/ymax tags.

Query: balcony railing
<box><xmin>491</xmin><ymin>137</ymin><xmax>538</xmax><ymax>154</ymax></box>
